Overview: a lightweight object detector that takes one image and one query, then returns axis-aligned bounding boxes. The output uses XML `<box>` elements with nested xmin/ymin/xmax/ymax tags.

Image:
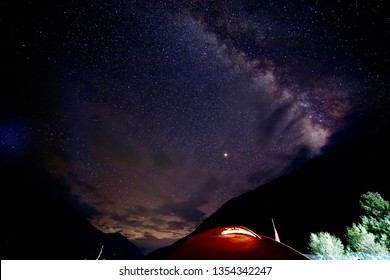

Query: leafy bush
<box><xmin>359</xmin><ymin>192</ymin><xmax>390</xmax><ymax>250</ymax></box>
<box><xmin>309</xmin><ymin>192</ymin><xmax>390</xmax><ymax>259</ymax></box>
<box><xmin>345</xmin><ymin>223</ymin><xmax>388</xmax><ymax>255</ymax></box>
<box><xmin>309</xmin><ymin>232</ymin><xmax>345</xmax><ymax>259</ymax></box>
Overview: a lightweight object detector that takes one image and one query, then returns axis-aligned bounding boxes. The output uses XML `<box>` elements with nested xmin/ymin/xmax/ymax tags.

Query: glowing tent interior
<box><xmin>166</xmin><ymin>226</ymin><xmax>309</xmax><ymax>260</ymax></box>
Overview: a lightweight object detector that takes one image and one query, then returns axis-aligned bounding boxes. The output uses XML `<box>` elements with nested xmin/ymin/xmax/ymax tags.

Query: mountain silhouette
<box><xmin>148</xmin><ymin>110</ymin><xmax>390</xmax><ymax>258</ymax></box>
<box><xmin>0</xmin><ymin>157</ymin><xmax>143</xmax><ymax>260</ymax></box>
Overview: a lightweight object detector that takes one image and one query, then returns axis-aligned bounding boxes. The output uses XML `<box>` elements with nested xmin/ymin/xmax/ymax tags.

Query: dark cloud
<box><xmin>157</xmin><ymin>178</ymin><xmax>219</xmax><ymax>222</ymax></box>
<box><xmin>160</xmin><ymin>203</ymin><xmax>206</xmax><ymax>223</ymax></box>
<box><xmin>166</xmin><ymin>220</ymin><xmax>188</xmax><ymax>231</ymax></box>
<box><xmin>262</xmin><ymin>102</ymin><xmax>294</xmax><ymax>136</ymax></box>
<box><xmin>152</xmin><ymin>152</ymin><xmax>174</xmax><ymax>171</ymax></box>
<box><xmin>110</xmin><ymin>213</ymin><xmax>126</xmax><ymax>222</ymax></box>
<box><xmin>66</xmin><ymin>194</ymin><xmax>103</xmax><ymax>218</ymax></box>
<box><xmin>124</xmin><ymin>206</ymin><xmax>152</xmax><ymax>217</ymax></box>
<box><xmin>77</xmin><ymin>203</ymin><xmax>103</xmax><ymax>219</ymax></box>
<box><xmin>122</xmin><ymin>219</ymin><xmax>145</xmax><ymax>228</ymax></box>
<box><xmin>66</xmin><ymin>171</ymin><xmax>97</xmax><ymax>193</ymax></box>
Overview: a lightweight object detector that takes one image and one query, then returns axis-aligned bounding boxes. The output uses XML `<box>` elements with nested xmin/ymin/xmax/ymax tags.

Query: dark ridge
<box><xmin>148</xmin><ymin>110</ymin><xmax>390</xmax><ymax>258</ymax></box>
<box><xmin>0</xmin><ymin>158</ymin><xmax>143</xmax><ymax>260</ymax></box>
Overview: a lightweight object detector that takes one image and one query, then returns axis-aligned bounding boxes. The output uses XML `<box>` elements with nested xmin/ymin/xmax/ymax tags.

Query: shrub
<box><xmin>308</xmin><ymin>191</ymin><xmax>390</xmax><ymax>259</ymax></box>
<box><xmin>359</xmin><ymin>192</ymin><xmax>390</xmax><ymax>250</ymax></box>
<box><xmin>309</xmin><ymin>232</ymin><xmax>345</xmax><ymax>259</ymax></box>
<box><xmin>345</xmin><ymin>223</ymin><xmax>388</xmax><ymax>255</ymax></box>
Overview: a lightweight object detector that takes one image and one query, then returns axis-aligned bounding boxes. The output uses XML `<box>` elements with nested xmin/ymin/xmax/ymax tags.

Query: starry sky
<box><xmin>2</xmin><ymin>0</ymin><xmax>389</xmax><ymax>252</ymax></box>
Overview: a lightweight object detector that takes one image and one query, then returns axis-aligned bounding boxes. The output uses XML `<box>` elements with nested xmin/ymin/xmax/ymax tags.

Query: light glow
<box><xmin>220</xmin><ymin>227</ymin><xmax>257</xmax><ymax>238</ymax></box>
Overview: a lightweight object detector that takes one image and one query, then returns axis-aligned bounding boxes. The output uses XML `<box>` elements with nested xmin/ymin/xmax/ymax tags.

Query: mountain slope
<box><xmin>0</xmin><ymin>158</ymin><xmax>143</xmax><ymax>260</ymax></box>
<box><xmin>198</xmin><ymin>113</ymin><xmax>390</xmax><ymax>253</ymax></box>
<box><xmin>148</xmin><ymin>112</ymin><xmax>390</xmax><ymax>258</ymax></box>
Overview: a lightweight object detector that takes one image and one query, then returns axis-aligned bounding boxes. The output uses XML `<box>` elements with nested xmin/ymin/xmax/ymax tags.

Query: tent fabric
<box><xmin>166</xmin><ymin>226</ymin><xmax>309</xmax><ymax>260</ymax></box>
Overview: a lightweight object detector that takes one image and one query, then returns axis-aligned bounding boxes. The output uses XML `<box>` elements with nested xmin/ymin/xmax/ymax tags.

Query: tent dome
<box><xmin>166</xmin><ymin>226</ymin><xmax>308</xmax><ymax>260</ymax></box>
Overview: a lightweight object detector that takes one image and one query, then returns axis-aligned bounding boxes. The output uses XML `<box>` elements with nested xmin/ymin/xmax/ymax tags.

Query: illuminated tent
<box><xmin>166</xmin><ymin>226</ymin><xmax>309</xmax><ymax>260</ymax></box>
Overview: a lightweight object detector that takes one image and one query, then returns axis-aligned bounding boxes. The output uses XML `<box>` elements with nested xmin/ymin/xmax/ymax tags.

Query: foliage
<box><xmin>345</xmin><ymin>223</ymin><xmax>388</xmax><ymax>255</ymax></box>
<box><xmin>309</xmin><ymin>191</ymin><xmax>390</xmax><ymax>259</ymax></box>
<box><xmin>309</xmin><ymin>232</ymin><xmax>345</xmax><ymax>259</ymax></box>
<box><xmin>360</xmin><ymin>192</ymin><xmax>390</xmax><ymax>218</ymax></box>
<box><xmin>359</xmin><ymin>192</ymin><xmax>390</xmax><ymax>250</ymax></box>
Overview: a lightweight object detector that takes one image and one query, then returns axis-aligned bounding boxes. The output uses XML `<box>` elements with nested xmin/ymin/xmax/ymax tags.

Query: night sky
<box><xmin>2</xmin><ymin>0</ymin><xmax>389</xmax><ymax>252</ymax></box>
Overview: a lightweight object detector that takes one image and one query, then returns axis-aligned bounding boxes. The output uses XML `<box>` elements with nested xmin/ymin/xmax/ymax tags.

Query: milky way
<box><xmin>6</xmin><ymin>0</ymin><xmax>387</xmax><ymax>253</ymax></box>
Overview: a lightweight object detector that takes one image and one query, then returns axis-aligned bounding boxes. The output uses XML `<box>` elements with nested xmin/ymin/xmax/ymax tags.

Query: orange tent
<box><xmin>166</xmin><ymin>226</ymin><xmax>309</xmax><ymax>260</ymax></box>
